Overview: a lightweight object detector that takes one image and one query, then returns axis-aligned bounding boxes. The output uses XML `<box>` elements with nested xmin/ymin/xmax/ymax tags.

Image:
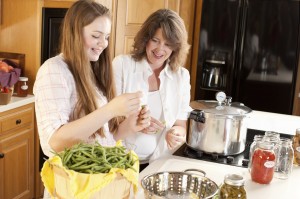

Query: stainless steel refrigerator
<box><xmin>194</xmin><ymin>0</ymin><xmax>300</xmax><ymax>114</ymax></box>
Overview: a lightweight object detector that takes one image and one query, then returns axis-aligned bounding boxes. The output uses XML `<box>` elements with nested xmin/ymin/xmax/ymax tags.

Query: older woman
<box><xmin>113</xmin><ymin>9</ymin><xmax>192</xmax><ymax>170</ymax></box>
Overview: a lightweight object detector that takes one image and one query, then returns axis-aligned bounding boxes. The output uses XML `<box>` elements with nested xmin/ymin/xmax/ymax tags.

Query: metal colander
<box><xmin>141</xmin><ymin>169</ymin><xmax>219</xmax><ymax>199</ymax></box>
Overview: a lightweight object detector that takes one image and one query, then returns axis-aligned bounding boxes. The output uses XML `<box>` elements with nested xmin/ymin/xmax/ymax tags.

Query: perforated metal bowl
<box><xmin>141</xmin><ymin>169</ymin><xmax>219</xmax><ymax>199</ymax></box>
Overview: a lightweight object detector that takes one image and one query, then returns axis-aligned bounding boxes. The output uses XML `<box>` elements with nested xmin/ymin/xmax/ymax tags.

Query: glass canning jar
<box><xmin>274</xmin><ymin>138</ymin><xmax>294</xmax><ymax>179</ymax></box>
<box><xmin>15</xmin><ymin>77</ymin><xmax>29</xmax><ymax>97</ymax></box>
<box><xmin>219</xmin><ymin>174</ymin><xmax>247</xmax><ymax>199</ymax></box>
<box><xmin>248</xmin><ymin>134</ymin><xmax>264</xmax><ymax>172</ymax></box>
<box><xmin>292</xmin><ymin>128</ymin><xmax>300</xmax><ymax>166</ymax></box>
<box><xmin>251</xmin><ymin>141</ymin><xmax>276</xmax><ymax>184</ymax></box>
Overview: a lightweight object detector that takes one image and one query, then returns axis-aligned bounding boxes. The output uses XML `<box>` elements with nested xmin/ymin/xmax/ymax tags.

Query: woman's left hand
<box><xmin>165</xmin><ymin>125</ymin><xmax>186</xmax><ymax>150</ymax></box>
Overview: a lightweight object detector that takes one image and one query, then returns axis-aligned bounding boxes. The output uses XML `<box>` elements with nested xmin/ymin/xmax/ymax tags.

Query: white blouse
<box><xmin>113</xmin><ymin>54</ymin><xmax>192</xmax><ymax>162</ymax></box>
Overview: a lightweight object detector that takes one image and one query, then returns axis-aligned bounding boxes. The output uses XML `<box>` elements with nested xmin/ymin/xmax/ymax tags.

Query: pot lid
<box><xmin>190</xmin><ymin>100</ymin><xmax>252</xmax><ymax>116</ymax></box>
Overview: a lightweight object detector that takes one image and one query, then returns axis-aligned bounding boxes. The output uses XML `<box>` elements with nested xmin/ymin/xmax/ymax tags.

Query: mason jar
<box><xmin>248</xmin><ymin>134</ymin><xmax>264</xmax><ymax>173</ymax></box>
<box><xmin>250</xmin><ymin>141</ymin><xmax>276</xmax><ymax>184</ymax></box>
<box><xmin>274</xmin><ymin>138</ymin><xmax>294</xmax><ymax>179</ymax></box>
<box><xmin>219</xmin><ymin>173</ymin><xmax>247</xmax><ymax>199</ymax></box>
<box><xmin>15</xmin><ymin>77</ymin><xmax>29</xmax><ymax>97</ymax></box>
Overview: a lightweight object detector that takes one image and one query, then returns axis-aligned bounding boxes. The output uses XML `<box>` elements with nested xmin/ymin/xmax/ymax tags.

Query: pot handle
<box><xmin>183</xmin><ymin>169</ymin><xmax>206</xmax><ymax>177</ymax></box>
<box><xmin>189</xmin><ymin>110</ymin><xmax>206</xmax><ymax>123</ymax></box>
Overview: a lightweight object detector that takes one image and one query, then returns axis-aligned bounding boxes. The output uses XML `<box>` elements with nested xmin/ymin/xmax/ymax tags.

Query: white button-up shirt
<box><xmin>113</xmin><ymin>55</ymin><xmax>192</xmax><ymax>162</ymax></box>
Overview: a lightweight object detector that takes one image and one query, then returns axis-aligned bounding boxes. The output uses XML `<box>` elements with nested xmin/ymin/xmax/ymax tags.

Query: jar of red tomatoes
<box><xmin>250</xmin><ymin>141</ymin><xmax>276</xmax><ymax>184</ymax></box>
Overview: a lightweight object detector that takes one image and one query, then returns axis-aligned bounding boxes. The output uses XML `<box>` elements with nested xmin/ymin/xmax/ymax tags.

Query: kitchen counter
<box><xmin>247</xmin><ymin>110</ymin><xmax>300</xmax><ymax>135</ymax></box>
<box><xmin>137</xmin><ymin>156</ymin><xmax>299</xmax><ymax>199</ymax></box>
<box><xmin>0</xmin><ymin>95</ymin><xmax>35</xmax><ymax>112</ymax></box>
<box><xmin>135</xmin><ymin>111</ymin><xmax>300</xmax><ymax>198</ymax></box>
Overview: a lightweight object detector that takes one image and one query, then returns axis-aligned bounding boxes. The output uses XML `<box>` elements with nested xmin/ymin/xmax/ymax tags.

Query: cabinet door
<box><xmin>0</xmin><ymin>129</ymin><xmax>34</xmax><ymax>199</ymax></box>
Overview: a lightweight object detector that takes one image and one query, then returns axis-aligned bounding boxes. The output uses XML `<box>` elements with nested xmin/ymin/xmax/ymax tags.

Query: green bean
<box><xmin>52</xmin><ymin>142</ymin><xmax>138</xmax><ymax>174</ymax></box>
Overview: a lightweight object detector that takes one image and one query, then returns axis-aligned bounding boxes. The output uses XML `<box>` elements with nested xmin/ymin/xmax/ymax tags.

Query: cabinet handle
<box><xmin>16</xmin><ymin>119</ymin><xmax>22</xmax><ymax>125</ymax></box>
<box><xmin>0</xmin><ymin>153</ymin><xmax>4</xmax><ymax>158</ymax></box>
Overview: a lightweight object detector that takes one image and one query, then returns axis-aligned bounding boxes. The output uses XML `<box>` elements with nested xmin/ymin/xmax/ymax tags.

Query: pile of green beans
<box><xmin>53</xmin><ymin>142</ymin><xmax>138</xmax><ymax>174</ymax></box>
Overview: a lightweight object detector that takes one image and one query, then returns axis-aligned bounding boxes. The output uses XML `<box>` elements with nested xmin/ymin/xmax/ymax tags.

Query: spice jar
<box><xmin>219</xmin><ymin>174</ymin><xmax>247</xmax><ymax>199</ymax></box>
<box><xmin>251</xmin><ymin>141</ymin><xmax>276</xmax><ymax>184</ymax></box>
<box><xmin>292</xmin><ymin>128</ymin><xmax>300</xmax><ymax>166</ymax></box>
<box><xmin>15</xmin><ymin>77</ymin><xmax>28</xmax><ymax>97</ymax></box>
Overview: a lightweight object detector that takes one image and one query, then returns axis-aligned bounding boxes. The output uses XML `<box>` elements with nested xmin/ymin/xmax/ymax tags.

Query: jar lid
<box><xmin>190</xmin><ymin>100</ymin><xmax>252</xmax><ymax>116</ymax></box>
<box><xmin>19</xmin><ymin>77</ymin><xmax>28</xmax><ymax>81</ymax></box>
<box><xmin>224</xmin><ymin>174</ymin><xmax>245</xmax><ymax>186</ymax></box>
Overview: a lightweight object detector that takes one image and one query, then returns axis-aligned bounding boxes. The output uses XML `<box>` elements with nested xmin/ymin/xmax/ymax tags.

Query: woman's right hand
<box><xmin>109</xmin><ymin>91</ymin><xmax>143</xmax><ymax>117</ymax></box>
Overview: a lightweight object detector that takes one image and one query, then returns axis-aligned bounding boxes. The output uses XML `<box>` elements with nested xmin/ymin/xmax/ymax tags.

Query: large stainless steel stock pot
<box><xmin>187</xmin><ymin>92</ymin><xmax>252</xmax><ymax>155</ymax></box>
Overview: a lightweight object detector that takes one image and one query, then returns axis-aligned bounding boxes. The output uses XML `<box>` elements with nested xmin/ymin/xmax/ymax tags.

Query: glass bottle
<box><xmin>274</xmin><ymin>138</ymin><xmax>294</xmax><ymax>179</ymax></box>
<box><xmin>219</xmin><ymin>174</ymin><xmax>247</xmax><ymax>199</ymax></box>
<box><xmin>292</xmin><ymin>128</ymin><xmax>300</xmax><ymax>166</ymax></box>
<box><xmin>251</xmin><ymin>141</ymin><xmax>276</xmax><ymax>184</ymax></box>
<box><xmin>248</xmin><ymin>135</ymin><xmax>264</xmax><ymax>172</ymax></box>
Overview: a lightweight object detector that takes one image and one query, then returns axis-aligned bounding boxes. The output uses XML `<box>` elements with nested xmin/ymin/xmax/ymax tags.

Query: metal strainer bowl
<box><xmin>141</xmin><ymin>169</ymin><xmax>219</xmax><ymax>199</ymax></box>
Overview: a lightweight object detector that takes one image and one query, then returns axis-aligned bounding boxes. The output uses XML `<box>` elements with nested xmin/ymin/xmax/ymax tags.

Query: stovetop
<box><xmin>173</xmin><ymin>128</ymin><xmax>293</xmax><ymax>168</ymax></box>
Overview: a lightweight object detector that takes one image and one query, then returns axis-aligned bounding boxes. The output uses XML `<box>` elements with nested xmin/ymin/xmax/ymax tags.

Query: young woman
<box><xmin>34</xmin><ymin>0</ymin><xmax>150</xmax><ymax>158</ymax></box>
<box><xmin>113</xmin><ymin>9</ymin><xmax>192</xmax><ymax>170</ymax></box>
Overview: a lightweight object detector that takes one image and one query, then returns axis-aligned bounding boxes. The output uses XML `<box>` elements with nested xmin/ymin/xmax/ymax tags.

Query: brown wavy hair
<box><xmin>60</xmin><ymin>0</ymin><xmax>121</xmax><ymax>137</ymax></box>
<box><xmin>132</xmin><ymin>9</ymin><xmax>190</xmax><ymax>71</ymax></box>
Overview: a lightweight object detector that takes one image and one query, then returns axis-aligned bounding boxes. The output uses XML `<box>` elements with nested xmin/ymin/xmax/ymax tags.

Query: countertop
<box><xmin>137</xmin><ymin>156</ymin><xmax>300</xmax><ymax>199</ymax></box>
<box><xmin>0</xmin><ymin>95</ymin><xmax>35</xmax><ymax>112</ymax></box>
<box><xmin>136</xmin><ymin>110</ymin><xmax>300</xmax><ymax>198</ymax></box>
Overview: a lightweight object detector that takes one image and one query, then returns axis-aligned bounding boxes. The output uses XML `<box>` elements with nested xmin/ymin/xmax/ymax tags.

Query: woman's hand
<box><xmin>115</xmin><ymin>105</ymin><xmax>151</xmax><ymax>140</ymax></box>
<box><xmin>108</xmin><ymin>91</ymin><xmax>142</xmax><ymax>117</ymax></box>
<box><xmin>141</xmin><ymin>116</ymin><xmax>165</xmax><ymax>134</ymax></box>
<box><xmin>165</xmin><ymin>121</ymin><xmax>187</xmax><ymax>150</ymax></box>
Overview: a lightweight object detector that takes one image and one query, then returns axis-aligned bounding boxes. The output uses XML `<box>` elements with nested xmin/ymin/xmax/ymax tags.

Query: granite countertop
<box><xmin>0</xmin><ymin>95</ymin><xmax>35</xmax><ymax>112</ymax></box>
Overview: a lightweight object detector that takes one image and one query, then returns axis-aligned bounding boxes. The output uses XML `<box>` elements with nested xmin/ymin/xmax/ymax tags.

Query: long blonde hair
<box><xmin>61</xmin><ymin>0</ymin><xmax>121</xmax><ymax>137</ymax></box>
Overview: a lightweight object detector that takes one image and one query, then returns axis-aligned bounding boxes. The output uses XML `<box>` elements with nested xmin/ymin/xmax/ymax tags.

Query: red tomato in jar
<box><xmin>251</xmin><ymin>147</ymin><xmax>276</xmax><ymax>184</ymax></box>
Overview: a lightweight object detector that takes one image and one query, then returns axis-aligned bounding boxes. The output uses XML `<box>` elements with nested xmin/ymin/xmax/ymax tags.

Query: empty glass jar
<box><xmin>274</xmin><ymin>138</ymin><xmax>294</xmax><ymax>179</ymax></box>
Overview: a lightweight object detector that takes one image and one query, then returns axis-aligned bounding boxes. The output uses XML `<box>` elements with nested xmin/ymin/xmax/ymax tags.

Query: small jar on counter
<box><xmin>292</xmin><ymin>128</ymin><xmax>300</xmax><ymax>166</ymax></box>
<box><xmin>15</xmin><ymin>77</ymin><xmax>29</xmax><ymax>97</ymax></box>
<box><xmin>274</xmin><ymin>138</ymin><xmax>294</xmax><ymax>179</ymax></box>
<box><xmin>251</xmin><ymin>141</ymin><xmax>276</xmax><ymax>184</ymax></box>
<box><xmin>248</xmin><ymin>134</ymin><xmax>264</xmax><ymax>173</ymax></box>
<box><xmin>219</xmin><ymin>173</ymin><xmax>247</xmax><ymax>199</ymax></box>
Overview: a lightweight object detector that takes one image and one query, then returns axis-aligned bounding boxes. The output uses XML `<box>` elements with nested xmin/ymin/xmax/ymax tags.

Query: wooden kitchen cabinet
<box><xmin>0</xmin><ymin>103</ymin><xmax>35</xmax><ymax>199</ymax></box>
